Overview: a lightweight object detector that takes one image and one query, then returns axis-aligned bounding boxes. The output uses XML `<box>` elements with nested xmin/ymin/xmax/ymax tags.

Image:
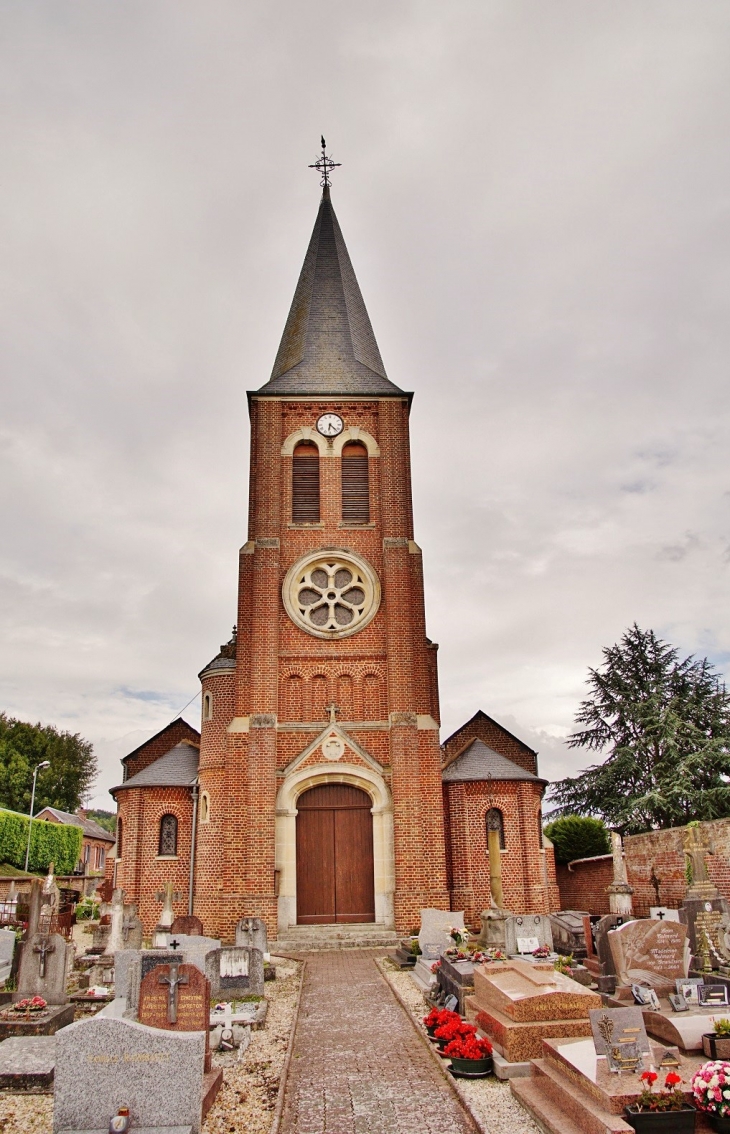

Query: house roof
<box><xmin>441</xmin><ymin>709</ymin><xmax>537</xmax><ymax>759</ymax></box>
<box><xmin>441</xmin><ymin>738</ymin><xmax>547</xmax><ymax>785</ymax></box>
<box><xmin>38</xmin><ymin>807</ymin><xmax>116</xmax><ymax>844</ymax></box>
<box><xmin>254</xmin><ymin>188</ymin><xmax>405</xmax><ymax>399</ymax></box>
<box><xmin>111</xmin><ymin>741</ymin><xmax>200</xmax><ymax>795</ymax></box>
<box><xmin>121</xmin><ymin>718</ymin><xmax>201</xmax><ymax>766</ymax></box>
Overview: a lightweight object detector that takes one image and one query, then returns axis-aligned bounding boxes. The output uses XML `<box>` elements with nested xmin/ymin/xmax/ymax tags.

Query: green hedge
<box><xmin>0</xmin><ymin>810</ymin><xmax>83</xmax><ymax>875</ymax></box>
<box><xmin>543</xmin><ymin>815</ymin><xmax>611</xmax><ymax>865</ymax></box>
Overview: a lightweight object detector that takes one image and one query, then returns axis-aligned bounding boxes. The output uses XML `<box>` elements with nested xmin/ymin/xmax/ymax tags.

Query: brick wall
<box><xmin>122</xmin><ymin>719</ymin><xmax>200</xmax><ymax>781</ymax></box>
<box><xmin>555</xmin><ymin>818</ymin><xmax>730</xmax><ymax>916</ymax></box>
<box><xmin>442</xmin><ymin>711</ymin><xmax>538</xmax><ymax>777</ymax></box>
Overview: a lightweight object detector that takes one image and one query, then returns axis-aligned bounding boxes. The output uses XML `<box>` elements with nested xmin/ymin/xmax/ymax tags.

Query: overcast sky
<box><xmin>1</xmin><ymin>2</ymin><xmax>729</xmax><ymax>809</ymax></box>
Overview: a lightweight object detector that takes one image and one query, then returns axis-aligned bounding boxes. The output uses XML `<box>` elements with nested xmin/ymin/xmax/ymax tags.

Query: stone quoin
<box><xmin>109</xmin><ymin>169</ymin><xmax>558</xmax><ymax>941</ymax></box>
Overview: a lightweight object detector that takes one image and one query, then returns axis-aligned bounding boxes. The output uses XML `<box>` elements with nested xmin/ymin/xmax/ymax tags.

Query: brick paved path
<box><xmin>279</xmin><ymin>951</ymin><xmax>476</xmax><ymax>1134</ymax></box>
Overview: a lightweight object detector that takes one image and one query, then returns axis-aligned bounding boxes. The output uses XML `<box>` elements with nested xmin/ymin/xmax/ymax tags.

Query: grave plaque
<box><xmin>206</xmin><ymin>946</ymin><xmax>264</xmax><ymax>999</ymax></box>
<box><xmin>589</xmin><ymin>1007</ymin><xmax>650</xmax><ymax>1055</ymax></box>
<box><xmin>608</xmin><ymin>919</ymin><xmax>689</xmax><ymax>994</ymax></box>
<box><xmin>504</xmin><ymin>914</ymin><xmax>553</xmax><ymax>958</ymax></box>
<box><xmin>122</xmin><ymin>903</ymin><xmax>143</xmax><ymax>950</ymax></box>
<box><xmin>418</xmin><ymin>908</ymin><xmax>466</xmax><ymax>961</ymax></box>
<box><xmin>138</xmin><ymin>962</ymin><xmax>209</xmax><ymax>1034</ymax></box>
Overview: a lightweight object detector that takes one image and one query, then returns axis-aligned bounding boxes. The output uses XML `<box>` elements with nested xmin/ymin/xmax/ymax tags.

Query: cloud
<box><xmin>0</xmin><ymin>1</ymin><xmax>728</xmax><ymax>804</ymax></box>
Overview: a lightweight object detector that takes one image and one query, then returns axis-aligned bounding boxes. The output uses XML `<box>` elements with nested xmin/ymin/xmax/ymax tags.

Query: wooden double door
<box><xmin>296</xmin><ymin>783</ymin><xmax>375</xmax><ymax>924</ymax></box>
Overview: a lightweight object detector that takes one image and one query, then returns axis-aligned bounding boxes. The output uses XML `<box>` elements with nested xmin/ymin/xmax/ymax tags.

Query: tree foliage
<box><xmin>0</xmin><ymin>714</ymin><xmax>97</xmax><ymax>815</ymax></box>
<box><xmin>86</xmin><ymin>810</ymin><xmax>116</xmax><ymax>834</ymax></box>
<box><xmin>543</xmin><ymin>816</ymin><xmax>611</xmax><ymax>864</ymax></box>
<box><xmin>0</xmin><ymin>810</ymin><xmax>83</xmax><ymax>874</ymax></box>
<box><xmin>547</xmin><ymin>625</ymin><xmax>730</xmax><ymax>834</ymax></box>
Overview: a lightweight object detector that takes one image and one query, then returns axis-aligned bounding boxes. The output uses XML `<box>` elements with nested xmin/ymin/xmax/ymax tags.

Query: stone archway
<box><xmin>275</xmin><ymin>763</ymin><xmax>394</xmax><ymax>932</ymax></box>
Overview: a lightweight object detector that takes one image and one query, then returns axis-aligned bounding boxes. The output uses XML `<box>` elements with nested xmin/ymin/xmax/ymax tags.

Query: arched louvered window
<box><xmin>158</xmin><ymin>813</ymin><xmax>178</xmax><ymax>857</ymax></box>
<box><xmin>341</xmin><ymin>442</ymin><xmax>369</xmax><ymax>523</ymax></box>
<box><xmin>116</xmin><ymin>818</ymin><xmax>123</xmax><ymax>858</ymax></box>
<box><xmin>485</xmin><ymin>807</ymin><xmax>505</xmax><ymax>850</ymax></box>
<box><xmin>292</xmin><ymin>442</ymin><xmax>320</xmax><ymax>522</ymax></box>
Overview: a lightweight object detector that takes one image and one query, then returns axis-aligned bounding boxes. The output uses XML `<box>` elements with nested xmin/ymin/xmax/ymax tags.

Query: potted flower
<box><xmin>691</xmin><ymin>1060</ymin><xmax>730</xmax><ymax>1131</ymax></box>
<box><xmin>434</xmin><ymin>1016</ymin><xmax>476</xmax><ymax>1051</ymax></box>
<box><xmin>444</xmin><ymin>1033</ymin><xmax>493</xmax><ymax>1077</ymax></box>
<box><xmin>423</xmin><ymin>1007</ymin><xmax>458</xmax><ymax>1038</ymax></box>
<box><xmin>532</xmin><ymin>944</ymin><xmax>551</xmax><ymax>959</ymax></box>
<box><xmin>554</xmin><ymin>953</ymin><xmax>574</xmax><ymax>978</ymax></box>
<box><xmin>448</xmin><ymin>926</ymin><xmax>468</xmax><ymax>949</ymax></box>
<box><xmin>704</xmin><ymin>1020</ymin><xmax>730</xmax><ymax>1061</ymax></box>
<box><xmin>625</xmin><ymin>1070</ymin><xmax>695</xmax><ymax>1132</ymax></box>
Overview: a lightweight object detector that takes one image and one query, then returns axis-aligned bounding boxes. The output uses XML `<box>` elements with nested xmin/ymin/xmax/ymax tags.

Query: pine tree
<box><xmin>547</xmin><ymin>625</ymin><xmax>730</xmax><ymax>833</ymax></box>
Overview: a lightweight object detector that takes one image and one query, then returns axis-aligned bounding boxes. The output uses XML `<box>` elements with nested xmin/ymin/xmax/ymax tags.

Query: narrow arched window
<box><xmin>485</xmin><ymin>808</ymin><xmax>505</xmax><ymax>850</ymax></box>
<box><xmin>203</xmin><ymin>692</ymin><xmax>213</xmax><ymax>721</ymax></box>
<box><xmin>341</xmin><ymin>442</ymin><xmax>369</xmax><ymax>523</ymax></box>
<box><xmin>158</xmin><ymin>814</ymin><xmax>178</xmax><ymax>856</ymax></box>
<box><xmin>200</xmin><ymin>792</ymin><xmax>210</xmax><ymax>823</ymax></box>
<box><xmin>116</xmin><ymin>818</ymin><xmax>123</xmax><ymax>858</ymax></box>
<box><xmin>292</xmin><ymin>442</ymin><xmax>320</xmax><ymax>522</ymax></box>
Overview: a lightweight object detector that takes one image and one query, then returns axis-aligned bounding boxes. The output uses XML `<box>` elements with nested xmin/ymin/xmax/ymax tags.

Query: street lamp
<box><xmin>24</xmin><ymin>761</ymin><xmax>50</xmax><ymax>873</ymax></box>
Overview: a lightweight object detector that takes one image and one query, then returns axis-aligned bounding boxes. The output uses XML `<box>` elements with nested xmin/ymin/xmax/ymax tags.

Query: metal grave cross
<box><xmin>158</xmin><ymin>960</ymin><xmax>189</xmax><ymax>1024</ymax></box>
<box><xmin>33</xmin><ymin>937</ymin><xmax>55</xmax><ymax>979</ymax></box>
<box><xmin>169</xmin><ymin>939</ymin><xmax>181</xmax><ymax>950</ymax></box>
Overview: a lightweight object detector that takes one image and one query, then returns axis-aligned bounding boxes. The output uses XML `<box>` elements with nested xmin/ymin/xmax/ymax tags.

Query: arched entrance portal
<box><xmin>296</xmin><ymin>783</ymin><xmax>375</xmax><ymax>924</ymax></box>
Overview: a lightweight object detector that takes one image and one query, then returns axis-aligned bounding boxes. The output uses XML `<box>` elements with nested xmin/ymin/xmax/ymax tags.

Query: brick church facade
<box><xmin>111</xmin><ymin>178</ymin><xmax>558</xmax><ymax>940</ymax></box>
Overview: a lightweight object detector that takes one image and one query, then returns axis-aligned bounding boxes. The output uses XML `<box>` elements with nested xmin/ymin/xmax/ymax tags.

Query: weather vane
<box><xmin>309</xmin><ymin>136</ymin><xmax>341</xmax><ymax>188</ymax></box>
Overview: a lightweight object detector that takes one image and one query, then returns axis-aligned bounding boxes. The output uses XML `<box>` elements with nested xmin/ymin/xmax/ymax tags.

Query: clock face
<box><xmin>316</xmin><ymin>412</ymin><xmax>344</xmax><ymax>437</ymax></box>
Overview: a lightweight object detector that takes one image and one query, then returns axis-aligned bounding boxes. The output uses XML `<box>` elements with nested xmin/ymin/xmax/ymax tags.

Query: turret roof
<box><xmin>256</xmin><ymin>189</ymin><xmax>404</xmax><ymax>398</ymax></box>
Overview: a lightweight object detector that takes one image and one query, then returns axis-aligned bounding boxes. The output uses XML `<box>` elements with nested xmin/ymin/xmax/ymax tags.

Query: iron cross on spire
<box><xmin>309</xmin><ymin>136</ymin><xmax>341</xmax><ymax>188</ymax></box>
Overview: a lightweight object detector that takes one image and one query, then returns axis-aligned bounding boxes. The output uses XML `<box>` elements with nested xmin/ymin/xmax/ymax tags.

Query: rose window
<box><xmin>283</xmin><ymin>550</ymin><xmax>380</xmax><ymax>639</ymax></box>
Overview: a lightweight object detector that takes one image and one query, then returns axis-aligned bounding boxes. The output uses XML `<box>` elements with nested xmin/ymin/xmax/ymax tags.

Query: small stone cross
<box><xmin>326</xmin><ymin>702</ymin><xmax>340</xmax><ymax>724</ymax></box>
<box><xmin>656</xmin><ymin>911</ymin><xmax>666</xmax><ymax>920</ymax></box>
<box><xmin>33</xmin><ymin>937</ymin><xmax>55</xmax><ymax>979</ymax></box>
<box><xmin>158</xmin><ymin>961</ymin><xmax>188</xmax><ymax>1024</ymax></box>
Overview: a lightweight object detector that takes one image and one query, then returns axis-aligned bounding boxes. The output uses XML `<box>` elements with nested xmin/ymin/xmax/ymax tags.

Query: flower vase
<box><xmin>624</xmin><ymin>1105</ymin><xmax>696</xmax><ymax>1133</ymax></box>
<box><xmin>448</xmin><ymin>1055</ymin><xmax>493</xmax><ymax>1077</ymax></box>
<box><xmin>703</xmin><ymin>1034</ymin><xmax>730</xmax><ymax>1060</ymax></box>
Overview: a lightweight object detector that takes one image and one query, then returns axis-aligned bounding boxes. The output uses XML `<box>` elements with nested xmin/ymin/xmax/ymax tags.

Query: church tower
<box><xmin>194</xmin><ymin>157</ymin><xmax>449</xmax><ymax>940</ymax></box>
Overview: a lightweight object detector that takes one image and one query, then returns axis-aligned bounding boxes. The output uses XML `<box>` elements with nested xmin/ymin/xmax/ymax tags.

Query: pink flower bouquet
<box><xmin>691</xmin><ymin>1060</ymin><xmax>730</xmax><ymax>1117</ymax></box>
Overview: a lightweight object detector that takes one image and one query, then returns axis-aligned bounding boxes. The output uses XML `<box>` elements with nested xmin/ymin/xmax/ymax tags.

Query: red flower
<box><xmin>640</xmin><ymin>1071</ymin><xmax>658</xmax><ymax>1085</ymax></box>
<box><xmin>665</xmin><ymin>1072</ymin><xmax>682</xmax><ymax>1089</ymax></box>
<box><xmin>444</xmin><ymin>1034</ymin><xmax>493</xmax><ymax>1060</ymax></box>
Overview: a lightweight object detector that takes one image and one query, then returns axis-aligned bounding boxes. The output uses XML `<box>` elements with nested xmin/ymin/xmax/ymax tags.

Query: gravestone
<box><xmin>206</xmin><ymin>946</ymin><xmax>264</xmax><ymax>999</ymax></box>
<box><xmin>24</xmin><ymin>882</ymin><xmax>42</xmax><ymax>939</ymax></box>
<box><xmin>504</xmin><ymin>914</ymin><xmax>553</xmax><ymax>957</ymax></box>
<box><xmin>171</xmin><ymin>914</ymin><xmax>204</xmax><ymax>937</ymax></box>
<box><xmin>607</xmin><ymin>919</ymin><xmax>690</xmax><ymax>994</ymax></box>
<box><xmin>417</xmin><ymin>908</ymin><xmax>466</xmax><ymax>961</ymax></box>
<box><xmin>549</xmin><ymin>911</ymin><xmax>588</xmax><ymax>958</ymax></box>
<box><xmin>112</xmin><ymin>949</ymin><xmax>140</xmax><ymax>1000</ymax></box>
<box><xmin>152</xmin><ymin>880</ymin><xmax>177</xmax><ymax>947</ymax></box>
<box><xmin>53</xmin><ymin>1015</ymin><xmax>209</xmax><ymax>1133</ymax></box>
<box><xmin>465</xmin><ymin>958</ymin><xmax>601</xmax><ymax>1062</ymax></box>
<box><xmin>477</xmin><ymin>905</ymin><xmax>513</xmax><ymax>951</ymax></box>
<box><xmin>122</xmin><ymin>902</ymin><xmax>143</xmax><ymax>949</ymax></box>
<box><xmin>17</xmin><ymin>933</ymin><xmax>69</xmax><ymax>1005</ymax></box>
<box><xmin>0</xmin><ymin>1035</ymin><xmax>56</xmax><ymax>1091</ymax></box>
<box><xmin>591</xmin><ymin>913</ymin><xmax>627</xmax><ymax>991</ymax></box>
<box><xmin>104</xmin><ymin>889</ymin><xmax>125</xmax><ymax>955</ymax></box>
<box><xmin>650</xmin><ymin>907</ymin><xmax>681</xmax><ymax>923</ymax></box>
<box><xmin>0</xmin><ymin>929</ymin><xmax>16</xmax><ymax>985</ymax></box>
<box><xmin>235</xmin><ymin>916</ymin><xmax>268</xmax><ymax>957</ymax></box>
<box><xmin>38</xmin><ymin>866</ymin><xmax>59</xmax><ymax>935</ymax></box>
<box><xmin>167</xmin><ymin>934</ymin><xmax>221</xmax><ymax>975</ymax></box>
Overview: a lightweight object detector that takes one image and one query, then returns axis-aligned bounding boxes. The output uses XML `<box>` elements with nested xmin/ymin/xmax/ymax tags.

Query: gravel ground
<box><xmin>203</xmin><ymin>955</ymin><xmax>302</xmax><ymax>1134</ymax></box>
<box><xmin>376</xmin><ymin>957</ymin><xmax>540</xmax><ymax>1134</ymax></box>
<box><xmin>0</xmin><ymin>955</ymin><xmax>302</xmax><ymax>1134</ymax></box>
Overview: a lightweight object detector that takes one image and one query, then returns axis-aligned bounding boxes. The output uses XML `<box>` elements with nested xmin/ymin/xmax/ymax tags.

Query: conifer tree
<box><xmin>548</xmin><ymin>625</ymin><xmax>730</xmax><ymax>833</ymax></box>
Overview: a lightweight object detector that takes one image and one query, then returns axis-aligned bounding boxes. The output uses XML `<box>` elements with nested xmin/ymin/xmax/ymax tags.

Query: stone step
<box><xmin>511</xmin><ymin>1076</ymin><xmax>608</xmax><ymax>1134</ymax></box>
<box><xmin>274</xmin><ymin>924</ymin><xmax>398</xmax><ymax>951</ymax></box>
<box><xmin>514</xmin><ymin>1059</ymin><xmax>634</xmax><ymax>1134</ymax></box>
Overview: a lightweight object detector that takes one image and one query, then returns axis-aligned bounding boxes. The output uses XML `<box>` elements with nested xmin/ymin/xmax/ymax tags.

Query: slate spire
<box><xmin>258</xmin><ymin>188</ymin><xmax>403</xmax><ymax>396</ymax></box>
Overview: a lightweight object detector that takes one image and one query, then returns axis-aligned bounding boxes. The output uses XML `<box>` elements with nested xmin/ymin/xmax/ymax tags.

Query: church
<box><xmin>110</xmin><ymin>152</ymin><xmax>559</xmax><ymax>942</ymax></box>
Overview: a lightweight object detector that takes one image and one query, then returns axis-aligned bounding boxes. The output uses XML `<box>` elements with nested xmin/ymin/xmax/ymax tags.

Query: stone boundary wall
<box><xmin>555</xmin><ymin>818</ymin><xmax>730</xmax><ymax>916</ymax></box>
